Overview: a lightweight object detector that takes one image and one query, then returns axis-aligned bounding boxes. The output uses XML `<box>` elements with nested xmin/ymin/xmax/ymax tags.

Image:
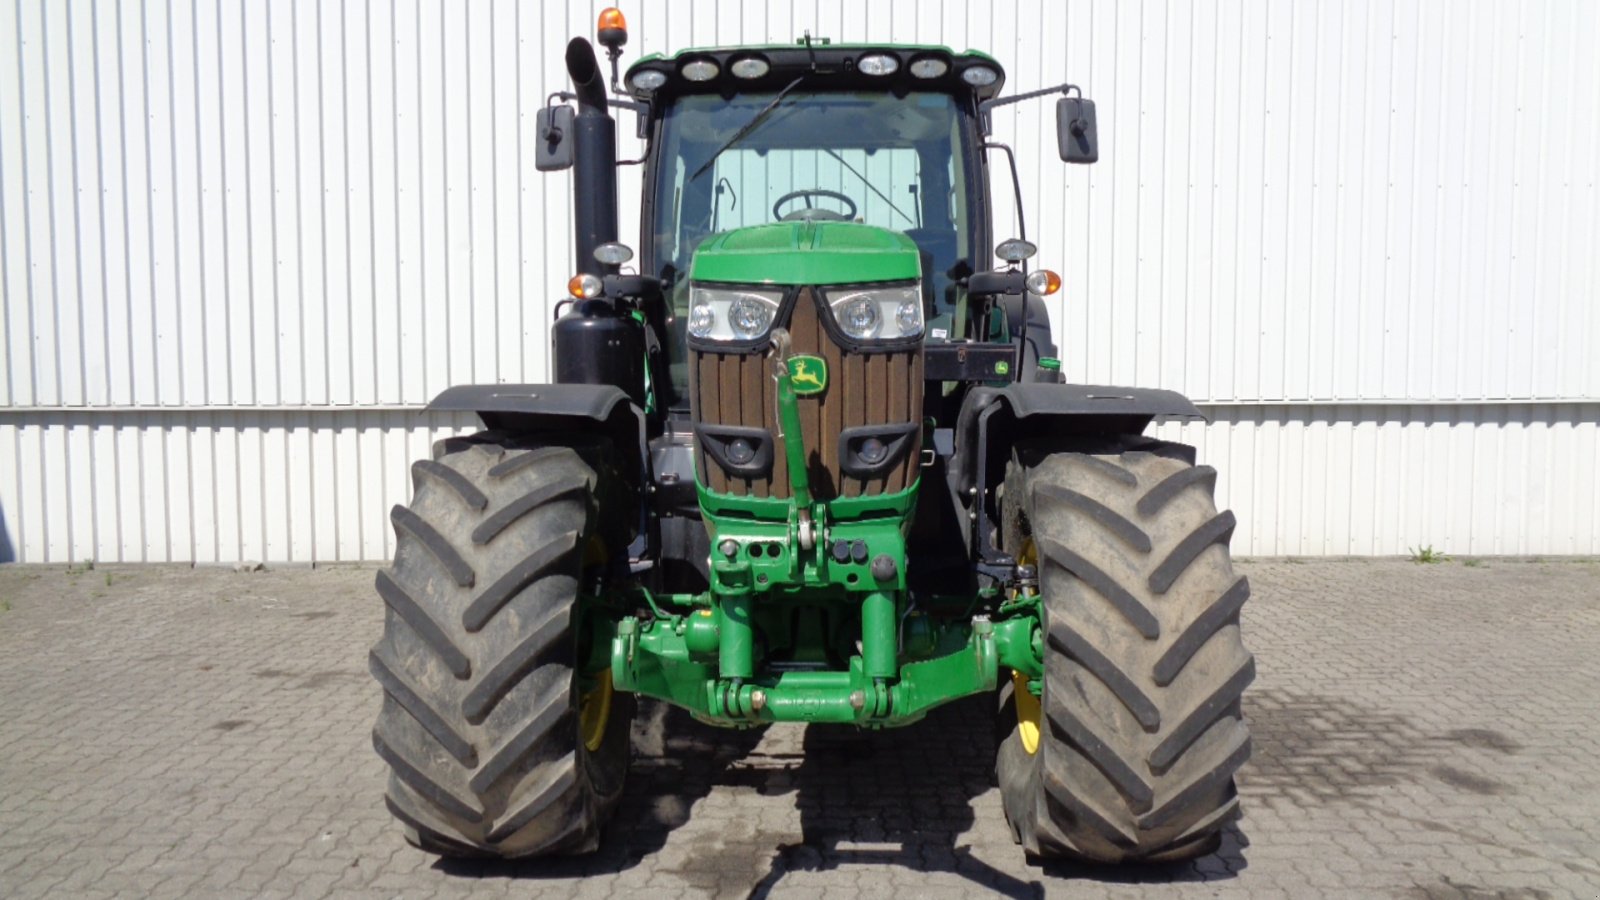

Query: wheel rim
<box><xmin>1011</xmin><ymin>537</ymin><xmax>1042</xmax><ymax>755</ymax></box>
<box><xmin>578</xmin><ymin>669</ymin><xmax>614</xmax><ymax>752</ymax></box>
<box><xmin>1011</xmin><ymin>670</ymin><xmax>1043</xmax><ymax>755</ymax></box>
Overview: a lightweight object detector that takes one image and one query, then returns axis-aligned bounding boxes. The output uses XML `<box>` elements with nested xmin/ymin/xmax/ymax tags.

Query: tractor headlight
<box><xmin>629</xmin><ymin>69</ymin><xmax>668</xmax><ymax>92</ymax></box>
<box><xmin>728</xmin><ymin>296</ymin><xmax>775</xmax><ymax>338</ymax></box>
<box><xmin>825</xmin><ymin>284</ymin><xmax>923</xmax><ymax>342</ymax></box>
<box><xmin>687</xmin><ymin>285</ymin><xmax>784</xmax><ymax>341</ymax></box>
<box><xmin>856</xmin><ymin>53</ymin><xmax>899</xmax><ymax>76</ymax></box>
<box><xmin>961</xmin><ymin>65</ymin><xmax>999</xmax><ymax>87</ymax></box>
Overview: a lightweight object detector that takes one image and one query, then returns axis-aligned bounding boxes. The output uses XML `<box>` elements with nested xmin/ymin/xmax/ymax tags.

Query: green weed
<box><xmin>1409</xmin><ymin>545</ymin><xmax>1449</xmax><ymax>564</ymax></box>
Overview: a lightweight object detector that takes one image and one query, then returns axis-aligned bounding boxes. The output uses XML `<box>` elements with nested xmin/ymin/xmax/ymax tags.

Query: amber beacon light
<box><xmin>597</xmin><ymin>8</ymin><xmax>627</xmax><ymax>49</ymax></box>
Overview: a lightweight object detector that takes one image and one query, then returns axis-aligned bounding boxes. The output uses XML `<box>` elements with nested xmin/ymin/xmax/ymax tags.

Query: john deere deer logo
<box><xmin>787</xmin><ymin>355</ymin><xmax>828</xmax><ymax>396</ymax></box>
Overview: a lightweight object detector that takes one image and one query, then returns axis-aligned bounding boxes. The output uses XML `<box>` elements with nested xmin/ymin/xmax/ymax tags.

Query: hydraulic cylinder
<box><xmin>861</xmin><ymin>590</ymin><xmax>898</xmax><ymax>680</ymax></box>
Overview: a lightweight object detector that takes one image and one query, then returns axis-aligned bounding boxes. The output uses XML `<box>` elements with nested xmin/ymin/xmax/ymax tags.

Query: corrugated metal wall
<box><xmin>2</xmin><ymin>0</ymin><xmax>1597</xmax><ymax>562</ymax></box>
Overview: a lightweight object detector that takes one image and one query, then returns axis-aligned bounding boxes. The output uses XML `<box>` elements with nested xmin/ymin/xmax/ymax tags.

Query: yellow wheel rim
<box><xmin>1012</xmin><ymin>537</ymin><xmax>1042</xmax><ymax>755</ymax></box>
<box><xmin>1012</xmin><ymin>670</ymin><xmax>1043</xmax><ymax>755</ymax></box>
<box><xmin>578</xmin><ymin>669</ymin><xmax>614</xmax><ymax>752</ymax></box>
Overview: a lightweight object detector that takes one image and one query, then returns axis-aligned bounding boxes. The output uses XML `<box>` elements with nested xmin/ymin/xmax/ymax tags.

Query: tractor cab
<box><xmin>538</xmin><ymin>31</ymin><xmax>1098</xmax><ymax>420</ymax></box>
<box><xmin>626</xmin><ymin>42</ymin><xmax>1005</xmax><ymax>410</ymax></box>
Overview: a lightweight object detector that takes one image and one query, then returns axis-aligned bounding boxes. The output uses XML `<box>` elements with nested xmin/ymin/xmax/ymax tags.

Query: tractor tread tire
<box><xmin>371</xmin><ymin>434</ymin><xmax>631</xmax><ymax>859</ymax></box>
<box><xmin>997</xmin><ymin>443</ymin><xmax>1253</xmax><ymax>864</ymax></box>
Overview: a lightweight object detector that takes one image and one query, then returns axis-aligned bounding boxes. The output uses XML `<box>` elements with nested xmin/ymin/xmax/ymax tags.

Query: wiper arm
<box><xmin>690</xmin><ymin>76</ymin><xmax>806</xmax><ymax>182</ymax></box>
<box><xmin>822</xmin><ymin>148</ymin><xmax>915</xmax><ymax>227</ymax></box>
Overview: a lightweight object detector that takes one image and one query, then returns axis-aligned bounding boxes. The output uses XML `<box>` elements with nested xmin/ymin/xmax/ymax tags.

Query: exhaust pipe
<box><xmin>565</xmin><ymin>38</ymin><xmax>618</xmax><ymax>276</ymax></box>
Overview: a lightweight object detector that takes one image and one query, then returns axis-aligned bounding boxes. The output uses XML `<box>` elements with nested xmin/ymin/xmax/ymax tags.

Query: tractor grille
<box><xmin>690</xmin><ymin>287</ymin><xmax>923</xmax><ymax>500</ymax></box>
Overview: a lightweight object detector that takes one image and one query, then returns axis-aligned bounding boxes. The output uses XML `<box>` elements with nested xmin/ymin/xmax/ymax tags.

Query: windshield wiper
<box><xmin>822</xmin><ymin>148</ymin><xmax>915</xmax><ymax>227</ymax></box>
<box><xmin>690</xmin><ymin>76</ymin><xmax>806</xmax><ymax>182</ymax></box>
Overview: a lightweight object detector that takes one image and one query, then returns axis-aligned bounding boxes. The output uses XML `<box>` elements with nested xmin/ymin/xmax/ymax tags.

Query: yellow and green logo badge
<box><xmin>787</xmin><ymin>355</ymin><xmax>828</xmax><ymax>396</ymax></box>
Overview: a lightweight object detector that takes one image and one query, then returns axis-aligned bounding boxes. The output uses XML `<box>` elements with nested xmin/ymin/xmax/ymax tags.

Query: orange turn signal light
<box><xmin>568</xmin><ymin>273</ymin><xmax>603</xmax><ymax>299</ymax></box>
<box><xmin>1026</xmin><ymin>269</ymin><xmax>1062</xmax><ymax>296</ymax></box>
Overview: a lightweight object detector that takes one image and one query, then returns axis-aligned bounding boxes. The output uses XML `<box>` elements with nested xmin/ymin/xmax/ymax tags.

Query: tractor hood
<box><xmin>689</xmin><ymin>221</ymin><xmax>921</xmax><ymax>286</ymax></box>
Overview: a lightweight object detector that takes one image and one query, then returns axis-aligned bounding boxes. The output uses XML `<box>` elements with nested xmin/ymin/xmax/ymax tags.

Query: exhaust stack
<box><xmin>565</xmin><ymin>38</ymin><xmax>618</xmax><ymax>276</ymax></box>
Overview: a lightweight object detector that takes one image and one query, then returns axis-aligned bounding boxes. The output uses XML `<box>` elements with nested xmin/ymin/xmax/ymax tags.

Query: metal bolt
<box><xmin>750</xmin><ymin>689</ymin><xmax>767</xmax><ymax>712</ymax></box>
<box><xmin>848</xmin><ymin>690</ymin><xmax>865</xmax><ymax>711</ymax></box>
<box><xmin>719</xmin><ymin>539</ymin><xmax>739</xmax><ymax>558</ymax></box>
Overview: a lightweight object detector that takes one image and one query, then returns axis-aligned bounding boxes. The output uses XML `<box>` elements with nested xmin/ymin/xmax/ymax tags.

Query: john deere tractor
<box><xmin>370</xmin><ymin>9</ymin><xmax>1254</xmax><ymax>865</ymax></box>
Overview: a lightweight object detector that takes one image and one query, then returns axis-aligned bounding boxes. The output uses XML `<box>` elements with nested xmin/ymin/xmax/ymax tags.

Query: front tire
<box><xmin>996</xmin><ymin>442</ymin><xmax>1254</xmax><ymax>863</ymax></box>
<box><xmin>370</xmin><ymin>434</ymin><xmax>633</xmax><ymax>858</ymax></box>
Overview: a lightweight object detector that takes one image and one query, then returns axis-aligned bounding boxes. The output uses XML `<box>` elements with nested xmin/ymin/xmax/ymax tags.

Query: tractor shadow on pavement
<box><xmin>737</xmin><ymin>694</ymin><xmax>1248</xmax><ymax>898</ymax></box>
<box><xmin>434</xmin><ymin>694</ymin><xmax>1249</xmax><ymax>896</ymax></box>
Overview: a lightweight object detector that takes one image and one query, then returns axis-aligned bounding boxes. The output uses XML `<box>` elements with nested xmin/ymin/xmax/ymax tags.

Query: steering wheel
<box><xmin>773</xmin><ymin>189</ymin><xmax>859</xmax><ymax>222</ymax></box>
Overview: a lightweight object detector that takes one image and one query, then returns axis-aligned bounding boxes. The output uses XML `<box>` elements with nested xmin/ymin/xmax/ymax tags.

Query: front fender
<box><xmin>952</xmin><ymin>383</ymin><xmax>1205</xmax><ymax>494</ymax></box>
<box><xmin>949</xmin><ymin>383</ymin><xmax>1206</xmax><ymax>568</ymax></box>
<box><xmin>427</xmin><ymin>383</ymin><xmax>647</xmax><ymax>489</ymax></box>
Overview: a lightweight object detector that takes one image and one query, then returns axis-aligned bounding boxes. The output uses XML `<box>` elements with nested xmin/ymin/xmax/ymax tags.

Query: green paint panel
<box><xmin>690</xmin><ymin>222</ymin><xmax>921</xmax><ymax>286</ymax></box>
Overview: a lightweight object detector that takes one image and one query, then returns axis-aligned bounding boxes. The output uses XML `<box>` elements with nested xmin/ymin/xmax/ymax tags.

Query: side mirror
<box><xmin>1056</xmin><ymin>97</ymin><xmax>1098</xmax><ymax>164</ymax></box>
<box><xmin>535</xmin><ymin>105</ymin><xmax>575</xmax><ymax>172</ymax></box>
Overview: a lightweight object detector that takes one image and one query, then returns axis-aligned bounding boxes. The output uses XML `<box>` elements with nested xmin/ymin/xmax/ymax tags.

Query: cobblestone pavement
<box><xmin>2</xmin><ymin>558</ymin><xmax>1599</xmax><ymax>899</ymax></box>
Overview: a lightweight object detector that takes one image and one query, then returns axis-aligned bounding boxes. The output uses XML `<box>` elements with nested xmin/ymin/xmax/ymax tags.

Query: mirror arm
<box><xmin>547</xmin><ymin>91</ymin><xmax>648</xmax><ymax>116</ymax></box>
<box><xmin>979</xmin><ymin>81</ymin><xmax>1081</xmax><ymax>113</ymax></box>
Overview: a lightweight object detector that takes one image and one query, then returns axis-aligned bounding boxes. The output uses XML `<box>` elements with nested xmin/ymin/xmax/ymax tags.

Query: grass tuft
<box><xmin>1409</xmin><ymin>545</ymin><xmax>1449</xmax><ymax>564</ymax></box>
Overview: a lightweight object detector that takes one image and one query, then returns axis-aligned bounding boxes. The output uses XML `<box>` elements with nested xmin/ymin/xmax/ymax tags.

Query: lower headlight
<box><xmin>688</xmin><ymin>285</ymin><xmax>784</xmax><ymax>342</ymax></box>
<box><xmin>826</xmin><ymin>284</ymin><xmax>923</xmax><ymax>342</ymax></box>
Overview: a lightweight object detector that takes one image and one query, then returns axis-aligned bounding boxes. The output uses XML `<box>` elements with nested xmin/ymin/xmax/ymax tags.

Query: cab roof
<box><xmin>623</xmin><ymin>41</ymin><xmax>1006</xmax><ymax>104</ymax></box>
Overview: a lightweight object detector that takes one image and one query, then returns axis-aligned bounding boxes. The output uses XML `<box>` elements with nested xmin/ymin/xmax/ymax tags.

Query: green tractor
<box><xmin>370</xmin><ymin>10</ymin><xmax>1254</xmax><ymax>865</ymax></box>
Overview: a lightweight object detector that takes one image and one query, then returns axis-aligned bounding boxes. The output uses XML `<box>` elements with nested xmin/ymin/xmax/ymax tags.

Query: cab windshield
<box><xmin>648</xmin><ymin>89</ymin><xmax>979</xmax><ymax>405</ymax></box>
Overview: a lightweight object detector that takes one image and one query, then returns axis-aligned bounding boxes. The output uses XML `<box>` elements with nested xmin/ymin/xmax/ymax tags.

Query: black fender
<box><xmin>950</xmin><ymin>383</ymin><xmax>1206</xmax><ymax>569</ymax></box>
<box><xmin>429</xmin><ymin>383</ymin><xmax>651</xmax><ymax>562</ymax></box>
<box><xmin>427</xmin><ymin>383</ymin><xmax>646</xmax><ymax>479</ymax></box>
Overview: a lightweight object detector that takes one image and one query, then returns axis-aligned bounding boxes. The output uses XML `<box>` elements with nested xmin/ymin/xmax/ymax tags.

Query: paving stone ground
<box><xmin>2</xmin><ymin>558</ymin><xmax>1599</xmax><ymax>899</ymax></box>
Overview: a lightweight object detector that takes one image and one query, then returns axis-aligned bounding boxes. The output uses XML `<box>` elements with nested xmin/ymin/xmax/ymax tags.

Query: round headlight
<box><xmin>688</xmin><ymin>301</ymin><xmax>716</xmax><ymax>338</ymax></box>
<box><xmin>728</xmin><ymin>296</ymin><xmax>774</xmax><ymax>338</ymax></box>
<box><xmin>681</xmin><ymin>59</ymin><xmax>720</xmax><ymax>82</ymax></box>
<box><xmin>961</xmin><ymin>65</ymin><xmax>999</xmax><ymax>87</ymax></box>
<box><xmin>729</xmin><ymin>57</ymin><xmax>769</xmax><ymax>79</ymax></box>
<box><xmin>895</xmin><ymin>298</ymin><xmax>923</xmax><ymax>336</ymax></box>
<box><xmin>857</xmin><ymin>54</ymin><xmax>899</xmax><ymax>76</ymax></box>
<box><xmin>727</xmin><ymin>438</ymin><xmax>756</xmax><ymax>464</ymax></box>
<box><xmin>629</xmin><ymin>69</ymin><xmax>668</xmax><ymax>91</ymax></box>
<box><xmin>840</xmin><ymin>297</ymin><xmax>880</xmax><ymax>339</ymax></box>
<box><xmin>909</xmin><ymin>58</ymin><xmax>949</xmax><ymax>79</ymax></box>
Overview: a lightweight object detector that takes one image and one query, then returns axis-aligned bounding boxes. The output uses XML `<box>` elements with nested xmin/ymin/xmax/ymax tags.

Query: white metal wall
<box><xmin>2</xmin><ymin>0</ymin><xmax>1597</xmax><ymax>562</ymax></box>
